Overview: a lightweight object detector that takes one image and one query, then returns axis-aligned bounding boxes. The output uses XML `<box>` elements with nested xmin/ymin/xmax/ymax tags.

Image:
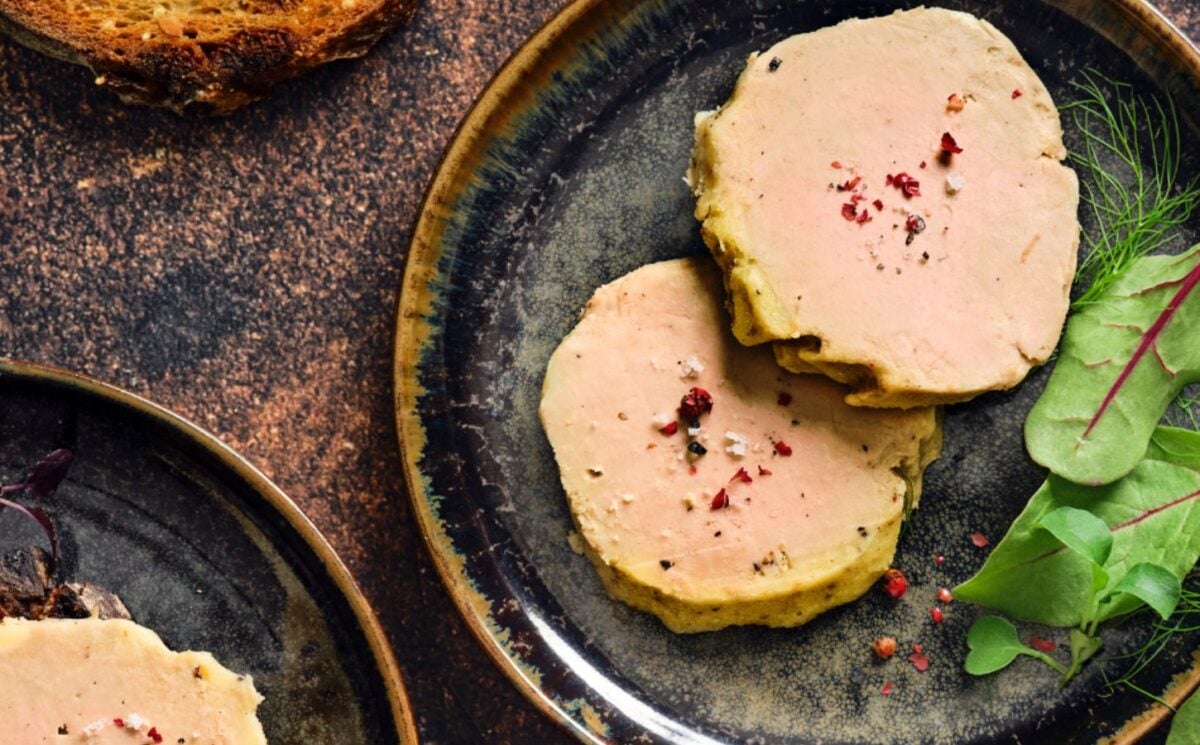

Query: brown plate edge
<box><xmin>0</xmin><ymin>357</ymin><xmax>420</xmax><ymax>745</ymax></box>
<box><xmin>391</xmin><ymin>0</ymin><xmax>1200</xmax><ymax>742</ymax></box>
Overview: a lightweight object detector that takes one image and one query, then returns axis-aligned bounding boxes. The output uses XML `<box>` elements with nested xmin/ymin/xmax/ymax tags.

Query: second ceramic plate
<box><xmin>0</xmin><ymin>360</ymin><xmax>416</xmax><ymax>744</ymax></box>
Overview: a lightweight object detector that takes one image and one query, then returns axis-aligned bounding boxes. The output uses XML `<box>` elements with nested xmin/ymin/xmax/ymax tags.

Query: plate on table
<box><xmin>0</xmin><ymin>359</ymin><xmax>417</xmax><ymax>745</ymax></box>
<box><xmin>394</xmin><ymin>1</ymin><xmax>1200</xmax><ymax>742</ymax></box>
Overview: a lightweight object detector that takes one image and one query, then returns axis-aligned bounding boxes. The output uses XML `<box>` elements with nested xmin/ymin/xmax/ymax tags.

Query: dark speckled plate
<box><xmin>395</xmin><ymin>1</ymin><xmax>1200</xmax><ymax>742</ymax></box>
<box><xmin>0</xmin><ymin>360</ymin><xmax>417</xmax><ymax>745</ymax></box>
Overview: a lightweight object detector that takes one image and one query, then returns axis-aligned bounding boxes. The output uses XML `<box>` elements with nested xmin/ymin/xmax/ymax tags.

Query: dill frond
<box><xmin>1063</xmin><ymin>71</ymin><xmax>1200</xmax><ymax>309</ymax></box>
<box><xmin>1177</xmin><ymin>388</ymin><xmax>1200</xmax><ymax>430</ymax></box>
<box><xmin>1101</xmin><ymin>583</ymin><xmax>1200</xmax><ymax>705</ymax></box>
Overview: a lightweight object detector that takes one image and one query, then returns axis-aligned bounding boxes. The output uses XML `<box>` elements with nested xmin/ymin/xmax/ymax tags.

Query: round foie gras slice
<box><xmin>688</xmin><ymin>6</ymin><xmax>1079</xmax><ymax>408</ymax></box>
<box><xmin>540</xmin><ymin>258</ymin><xmax>941</xmax><ymax>632</ymax></box>
<box><xmin>0</xmin><ymin>618</ymin><xmax>267</xmax><ymax>744</ymax></box>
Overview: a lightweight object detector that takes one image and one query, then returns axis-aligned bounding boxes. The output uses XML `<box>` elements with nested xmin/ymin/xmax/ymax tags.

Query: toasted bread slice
<box><xmin>0</xmin><ymin>0</ymin><xmax>417</xmax><ymax>113</ymax></box>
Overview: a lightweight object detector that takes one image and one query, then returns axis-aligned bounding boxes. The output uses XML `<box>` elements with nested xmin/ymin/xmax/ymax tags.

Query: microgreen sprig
<box><xmin>962</xmin><ymin>506</ymin><xmax>1182</xmax><ymax>687</ymax></box>
<box><xmin>0</xmin><ymin>448</ymin><xmax>73</xmax><ymax>574</ymax></box>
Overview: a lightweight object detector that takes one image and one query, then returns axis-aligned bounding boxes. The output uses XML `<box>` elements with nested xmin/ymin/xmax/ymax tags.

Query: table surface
<box><xmin>1</xmin><ymin>2</ymin><xmax>1197</xmax><ymax>743</ymax></box>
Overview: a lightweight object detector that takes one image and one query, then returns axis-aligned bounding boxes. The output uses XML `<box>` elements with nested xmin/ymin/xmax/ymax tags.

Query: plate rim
<box><xmin>0</xmin><ymin>356</ymin><xmax>419</xmax><ymax>745</ymax></box>
<box><xmin>393</xmin><ymin>0</ymin><xmax>1200</xmax><ymax>741</ymax></box>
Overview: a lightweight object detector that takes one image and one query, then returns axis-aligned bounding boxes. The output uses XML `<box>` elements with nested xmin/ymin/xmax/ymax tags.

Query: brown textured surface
<box><xmin>0</xmin><ymin>1</ymin><xmax>1194</xmax><ymax>743</ymax></box>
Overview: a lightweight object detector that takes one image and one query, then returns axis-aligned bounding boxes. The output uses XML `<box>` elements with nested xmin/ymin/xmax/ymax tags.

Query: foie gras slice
<box><xmin>539</xmin><ymin>258</ymin><xmax>941</xmax><ymax>632</ymax></box>
<box><xmin>688</xmin><ymin>6</ymin><xmax>1079</xmax><ymax>408</ymax></box>
<box><xmin>0</xmin><ymin>618</ymin><xmax>268</xmax><ymax>744</ymax></box>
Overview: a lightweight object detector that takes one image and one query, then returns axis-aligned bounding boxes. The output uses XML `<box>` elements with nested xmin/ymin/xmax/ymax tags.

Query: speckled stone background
<box><xmin>0</xmin><ymin>1</ymin><xmax>1195</xmax><ymax>743</ymax></box>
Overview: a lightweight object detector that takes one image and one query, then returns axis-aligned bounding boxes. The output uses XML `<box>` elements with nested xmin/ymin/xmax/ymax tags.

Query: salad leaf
<box><xmin>1148</xmin><ymin>426</ymin><xmax>1200</xmax><ymax>471</ymax></box>
<box><xmin>1168</xmin><ymin>688</ymin><xmax>1200</xmax><ymax>745</ymax></box>
<box><xmin>955</xmin><ymin>429</ymin><xmax>1200</xmax><ymax>625</ymax></box>
<box><xmin>1025</xmin><ymin>246</ymin><xmax>1200</xmax><ymax>485</ymax></box>
<box><xmin>1102</xmin><ymin>562</ymin><xmax>1181</xmax><ymax>620</ymax></box>
<box><xmin>964</xmin><ymin>615</ymin><xmax>1065</xmax><ymax>676</ymax></box>
<box><xmin>1036</xmin><ymin>506</ymin><xmax>1112</xmax><ymax>566</ymax></box>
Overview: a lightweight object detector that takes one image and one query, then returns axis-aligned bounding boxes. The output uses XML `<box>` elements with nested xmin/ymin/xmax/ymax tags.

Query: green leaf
<box><xmin>954</xmin><ymin>435</ymin><xmax>1200</xmax><ymax>626</ymax></box>
<box><xmin>1025</xmin><ymin>246</ymin><xmax>1200</xmax><ymax>485</ymax></box>
<box><xmin>1102</xmin><ymin>562</ymin><xmax>1181</xmax><ymax>620</ymax></box>
<box><xmin>1148</xmin><ymin>426</ymin><xmax>1200</xmax><ymax>472</ymax></box>
<box><xmin>1167</xmin><ymin>688</ymin><xmax>1200</xmax><ymax>745</ymax></box>
<box><xmin>964</xmin><ymin>616</ymin><xmax>1065</xmax><ymax>676</ymax></box>
<box><xmin>1036</xmin><ymin>506</ymin><xmax>1113</xmax><ymax>565</ymax></box>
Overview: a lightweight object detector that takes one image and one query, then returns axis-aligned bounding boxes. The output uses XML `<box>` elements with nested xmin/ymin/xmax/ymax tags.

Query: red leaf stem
<box><xmin>1082</xmin><ymin>261</ymin><xmax>1200</xmax><ymax>439</ymax></box>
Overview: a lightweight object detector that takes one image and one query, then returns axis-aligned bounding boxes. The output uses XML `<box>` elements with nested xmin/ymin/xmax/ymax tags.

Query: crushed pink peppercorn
<box><xmin>710</xmin><ymin>488</ymin><xmax>730</xmax><ymax>510</ymax></box>
<box><xmin>678</xmin><ymin>387</ymin><xmax>713</xmax><ymax>419</ymax></box>
<box><xmin>1030</xmin><ymin>637</ymin><xmax>1056</xmax><ymax>653</ymax></box>
<box><xmin>908</xmin><ymin>649</ymin><xmax>930</xmax><ymax>672</ymax></box>
<box><xmin>881</xmin><ymin>569</ymin><xmax>908</xmax><ymax>599</ymax></box>
<box><xmin>730</xmin><ymin>467</ymin><xmax>753</xmax><ymax>484</ymax></box>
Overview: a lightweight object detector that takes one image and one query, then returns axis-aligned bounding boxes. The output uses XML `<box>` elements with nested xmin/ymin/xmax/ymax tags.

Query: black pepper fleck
<box><xmin>688</xmin><ymin>441</ymin><xmax>707</xmax><ymax>456</ymax></box>
<box><xmin>58</xmin><ymin>725</ymin><xmax>69</xmax><ymax>736</ymax></box>
<box><xmin>768</xmin><ymin>56</ymin><xmax>782</xmax><ymax>71</ymax></box>
<box><xmin>714</xmin><ymin>530</ymin><xmax>722</xmax><ymax>537</ymax></box>
<box><xmin>660</xmin><ymin>559</ymin><xmax>674</xmax><ymax>570</ymax></box>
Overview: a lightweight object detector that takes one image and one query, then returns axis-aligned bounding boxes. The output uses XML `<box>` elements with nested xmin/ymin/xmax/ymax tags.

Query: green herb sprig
<box><xmin>1177</xmin><ymin>388</ymin><xmax>1199</xmax><ymax>430</ymax></box>
<box><xmin>1101</xmin><ymin>579</ymin><xmax>1200</xmax><ymax>704</ymax></box>
<box><xmin>961</xmin><ymin>505</ymin><xmax>1183</xmax><ymax>687</ymax></box>
<box><xmin>1064</xmin><ymin>72</ymin><xmax>1200</xmax><ymax>309</ymax></box>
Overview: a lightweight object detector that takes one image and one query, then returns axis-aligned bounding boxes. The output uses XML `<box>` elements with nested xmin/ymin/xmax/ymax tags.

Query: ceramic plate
<box><xmin>395</xmin><ymin>1</ymin><xmax>1200</xmax><ymax>742</ymax></box>
<box><xmin>0</xmin><ymin>359</ymin><xmax>417</xmax><ymax>745</ymax></box>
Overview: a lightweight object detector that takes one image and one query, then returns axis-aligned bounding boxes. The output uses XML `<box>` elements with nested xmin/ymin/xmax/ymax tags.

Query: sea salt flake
<box><xmin>725</xmin><ymin>431</ymin><xmax>748</xmax><ymax>457</ymax></box>
<box><xmin>679</xmin><ymin>355</ymin><xmax>705</xmax><ymax>379</ymax></box>
<box><xmin>82</xmin><ymin>720</ymin><xmax>106</xmax><ymax>737</ymax></box>
<box><xmin>945</xmin><ymin>172</ymin><xmax>965</xmax><ymax>194</ymax></box>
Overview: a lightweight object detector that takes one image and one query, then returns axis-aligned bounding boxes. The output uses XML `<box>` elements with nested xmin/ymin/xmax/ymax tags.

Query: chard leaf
<box><xmin>1036</xmin><ymin>506</ymin><xmax>1112</xmax><ymax>566</ymax></box>
<box><xmin>1025</xmin><ymin>246</ymin><xmax>1200</xmax><ymax>485</ymax></box>
<box><xmin>1168</xmin><ymin>689</ymin><xmax>1200</xmax><ymax>745</ymax></box>
<box><xmin>964</xmin><ymin>616</ymin><xmax>1064</xmax><ymax>675</ymax></box>
<box><xmin>1147</xmin><ymin>427</ymin><xmax>1200</xmax><ymax>471</ymax></box>
<box><xmin>955</xmin><ymin>431</ymin><xmax>1200</xmax><ymax>626</ymax></box>
<box><xmin>1102</xmin><ymin>562</ymin><xmax>1181</xmax><ymax>620</ymax></box>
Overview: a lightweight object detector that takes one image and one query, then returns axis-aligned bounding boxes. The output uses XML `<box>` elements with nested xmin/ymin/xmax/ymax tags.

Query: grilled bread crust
<box><xmin>0</xmin><ymin>0</ymin><xmax>418</xmax><ymax>113</ymax></box>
